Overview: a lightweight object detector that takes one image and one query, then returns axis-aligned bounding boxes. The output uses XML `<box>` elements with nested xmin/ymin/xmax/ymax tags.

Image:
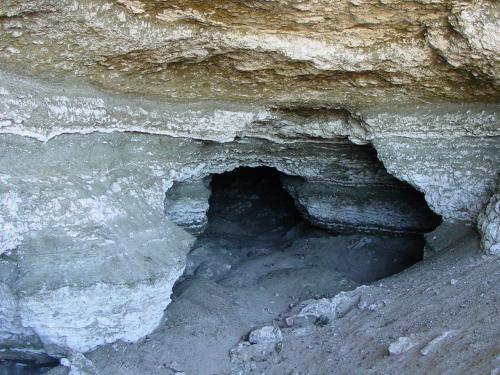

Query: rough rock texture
<box><xmin>0</xmin><ymin>73</ymin><xmax>498</xmax><ymax>224</ymax></box>
<box><xmin>0</xmin><ymin>131</ymin><xmax>445</xmax><ymax>356</ymax></box>
<box><xmin>372</xmin><ymin>135</ymin><xmax>499</xmax><ymax>222</ymax></box>
<box><xmin>0</xmin><ymin>0</ymin><xmax>498</xmax><ymax>105</ymax></box>
<box><xmin>282</xmin><ymin>177</ymin><xmax>440</xmax><ymax>234</ymax></box>
<box><xmin>478</xmin><ymin>181</ymin><xmax>500</xmax><ymax>255</ymax></box>
<box><xmin>84</xmin><ymin>164</ymin><xmax>426</xmax><ymax>375</ymax></box>
<box><xmin>0</xmin><ymin>133</ymin><xmax>195</xmax><ymax>356</ymax></box>
<box><xmin>0</xmin><ymin>0</ymin><xmax>499</xmax><ymax>368</ymax></box>
<box><xmin>227</xmin><ymin>227</ymin><xmax>500</xmax><ymax>375</ymax></box>
<box><xmin>164</xmin><ymin>178</ymin><xmax>211</xmax><ymax>235</ymax></box>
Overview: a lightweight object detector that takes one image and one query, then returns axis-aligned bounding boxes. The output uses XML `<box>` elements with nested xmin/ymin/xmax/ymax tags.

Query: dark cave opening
<box><xmin>0</xmin><ymin>359</ymin><xmax>59</xmax><ymax>375</ymax></box>
<box><xmin>177</xmin><ymin>166</ymin><xmax>441</xmax><ymax>293</ymax></box>
<box><xmin>205</xmin><ymin>167</ymin><xmax>302</xmax><ymax>241</ymax></box>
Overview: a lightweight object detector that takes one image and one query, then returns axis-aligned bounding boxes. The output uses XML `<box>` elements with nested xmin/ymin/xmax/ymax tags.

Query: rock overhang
<box><xmin>0</xmin><ymin>0</ymin><xmax>499</xmax><ymax>363</ymax></box>
<box><xmin>0</xmin><ymin>0</ymin><xmax>499</xmax><ymax>106</ymax></box>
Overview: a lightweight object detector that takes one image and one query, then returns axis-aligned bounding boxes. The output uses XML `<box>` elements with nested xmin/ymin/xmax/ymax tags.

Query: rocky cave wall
<box><xmin>0</xmin><ymin>0</ymin><xmax>499</xmax><ymax>366</ymax></box>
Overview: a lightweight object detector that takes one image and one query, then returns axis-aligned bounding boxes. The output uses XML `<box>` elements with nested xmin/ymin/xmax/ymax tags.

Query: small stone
<box><xmin>248</xmin><ymin>325</ymin><xmax>283</xmax><ymax>345</ymax></box>
<box><xmin>450</xmin><ymin>279</ymin><xmax>458</xmax><ymax>285</ymax></box>
<box><xmin>230</xmin><ymin>341</ymin><xmax>277</xmax><ymax>363</ymax></box>
<box><xmin>388</xmin><ymin>336</ymin><xmax>419</xmax><ymax>355</ymax></box>
<box><xmin>285</xmin><ymin>314</ymin><xmax>317</xmax><ymax>328</ymax></box>
<box><xmin>420</xmin><ymin>330</ymin><xmax>459</xmax><ymax>356</ymax></box>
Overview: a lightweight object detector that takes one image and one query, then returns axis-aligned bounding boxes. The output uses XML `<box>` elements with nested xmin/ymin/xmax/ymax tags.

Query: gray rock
<box><xmin>248</xmin><ymin>326</ymin><xmax>283</xmax><ymax>345</ymax></box>
<box><xmin>285</xmin><ymin>287</ymin><xmax>364</xmax><ymax>327</ymax></box>
<box><xmin>184</xmin><ymin>243</ymin><xmax>234</xmax><ymax>276</ymax></box>
<box><xmin>373</xmin><ymin>135</ymin><xmax>500</xmax><ymax>223</ymax></box>
<box><xmin>388</xmin><ymin>336</ymin><xmax>420</xmax><ymax>355</ymax></box>
<box><xmin>44</xmin><ymin>366</ymin><xmax>70</xmax><ymax>375</ymax></box>
<box><xmin>420</xmin><ymin>330</ymin><xmax>460</xmax><ymax>356</ymax></box>
<box><xmin>165</xmin><ymin>178</ymin><xmax>212</xmax><ymax>235</ymax></box>
<box><xmin>282</xmin><ymin>177</ymin><xmax>440</xmax><ymax>234</ymax></box>
<box><xmin>60</xmin><ymin>352</ymin><xmax>99</xmax><ymax>375</ymax></box>
<box><xmin>478</xmin><ymin>183</ymin><xmax>500</xmax><ymax>255</ymax></box>
<box><xmin>0</xmin><ymin>0</ymin><xmax>499</xmax><ymax>370</ymax></box>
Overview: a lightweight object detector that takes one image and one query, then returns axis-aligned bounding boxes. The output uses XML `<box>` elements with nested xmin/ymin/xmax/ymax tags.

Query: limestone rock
<box><xmin>248</xmin><ymin>326</ymin><xmax>283</xmax><ymax>345</ymax></box>
<box><xmin>420</xmin><ymin>330</ymin><xmax>460</xmax><ymax>356</ymax></box>
<box><xmin>282</xmin><ymin>177</ymin><xmax>441</xmax><ymax>234</ymax></box>
<box><xmin>285</xmin><ymin>287</ymin><xmax>365</xmax><ymax>327</ymax></box>
<box><xmin>478</xmin><ymin>183</ymin><xmax>500</xmax><ymax>255</ymax></box>
<box><xmin>0</xmin><ymin>0</ymin><xmax>498</xmax><ymax>105</ymax></box>
<box><xmin>388</xmin><ymin>336</ymin><xmax>420</xmax><ymax>355</ymax></box>
<box><xmin>426</xmin><ymin>1</ymin><xmax>500</xmax><ymax>85</ymax></box>
<box><xmin>0</xmin><ymin>0</ymin><xmax>499</xmax><ymax>366</ymax></box>
<box><xmin>372</xmin><ymin>136</ymin><xmax>500</xmax><ymax>222</ymax></box>
<box><xmin>0</xmin><ymin>133</ymin><xmax>195</xmax><ymax>354</ymax></box>
<box><xmin>165</xmin><ymin>178</ymin><xmax>212</xmax><ymax>235</ymax></box>
<box><xmin>60</xmin><ymin>352</ymin><xmax>99</xmax><ymax>375</ymax></box>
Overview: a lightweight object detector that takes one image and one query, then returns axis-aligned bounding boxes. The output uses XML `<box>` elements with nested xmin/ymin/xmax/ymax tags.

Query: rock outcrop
<box><xmin>0</xmin><ymin>133</ymin><xmax>195</xmax><ymax>355</ymax></box>
<box><xmin>164</xmin><ymin>178</ymin><xmax>212</xmax><ymax>235</ymax></box>
<box><xmin>478</xmin><ymin>181</ymin><xmax>500</xmax><ymax>255</ymax></box>
<box><xmin>0</xmin><ymin>0</ymin><xmax>499</xmax><ymax>366</ymax></box>
<box><xmin>0</xmin><ymin>0</ymin><xmax>498</xmax><ymax>105</ymax></box>
<box><xmin>282</xmin><ymin>176</ymin><xmax>440</xmax><ymax>234</ymax></box>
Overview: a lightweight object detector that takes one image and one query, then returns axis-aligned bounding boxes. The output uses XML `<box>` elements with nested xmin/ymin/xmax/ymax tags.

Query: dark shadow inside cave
<box><xmin>0</xmin><ymin>359</ymin><xmax>59</xmax><ymax>375</ymax></box>
<box><xmin>205</xmin><ymin>167</ymin><xmax>302</xmax><ymax>243</ymax></box>
<box><xmin>175</xmin><ymin>166</ymin><xmax>442</xmax><ymax>298</ymax></box>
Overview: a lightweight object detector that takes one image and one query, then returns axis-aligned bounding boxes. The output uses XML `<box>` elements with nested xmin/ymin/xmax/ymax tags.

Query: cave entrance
<box><xmin>205</xmin><ymin>167</ymin><xmax>302</xmax><ymax>244</ymax></box>
<box><xmin>177</xmin><ymin>166</ymin><xmax>440</xmax><ymax>292</ymax></box>
<box><xmin>160</xmin><ymin>164</ymin><xmax>442</xmax><ymax>374</ymax></box>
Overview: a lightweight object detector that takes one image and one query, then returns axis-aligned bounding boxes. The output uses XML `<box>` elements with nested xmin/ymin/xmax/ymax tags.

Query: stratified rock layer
<box><xmin>165</xmin><ymin>178</ymin><xmax>212</xmax><ymax>235</ymax></box>
<box><xmin>0</xmin><ymin>0</ymin><xmax>498</xmax><ymax>105</ymax></box>
<box><xmin>282</xmin><ymin>177</ymin><xmax>440</xmax><ymax>234</ymax></box>
<box><xmin>0</xmin><ymin>134</ymin><xmax>195</xmax><ymax>354</ymax></box>
<box><xmin>0</xmin><ymin>0</ymin><xmax>499</xmax><ymax>363</ymax></box>
<box><xmin>478</xmin><ymin>182</ymin><xmax>500</xmax><ymax>255</ymax></box>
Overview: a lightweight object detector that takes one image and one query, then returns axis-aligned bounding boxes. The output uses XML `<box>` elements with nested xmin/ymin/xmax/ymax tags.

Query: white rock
<box><xmin>478</xmin><ymin>184</ymin><xmax>500</xmax><ymax>255</ymax></box>
<box><xmin>420</xmin><ymin>330</ymin><xmax>459</xmax><ymax>356</ymax></box>
<box><xmin>388</xmin><ymin>336</ymin><xmax>420</xmax><ymax>355</ymax></box>
<box><xmin>248</xmin><ymin>326</ymin><xmax>283</xmax><ymax>345</ymax></box>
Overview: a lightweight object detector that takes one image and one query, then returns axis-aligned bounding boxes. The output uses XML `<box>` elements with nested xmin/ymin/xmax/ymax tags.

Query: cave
<box><xmin>1</xmin><ymin>1</ymin><xmax>499</xmax><ymax>374</ymax></box>
<box><xmin>176</xmin><ymin>165</ymin><xmax>440</xmax><ymax>290</ymax></box>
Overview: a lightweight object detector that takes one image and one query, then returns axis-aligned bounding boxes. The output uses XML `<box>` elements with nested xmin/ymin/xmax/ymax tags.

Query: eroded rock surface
<box><xmin>0</xmin><ymin>0</ymin><xmax>499</xmax><ymax>371</ymax></box>
<box><xmin>0</xmin><ymin>134</ymin><xmax>195</xmax><ymax>355</ymax></box>
<box><xmin>282</xmin><ymin>177</ymin><xmax>440</xmax><ymax>234</ymax></box>
<box><xmin>478</xmin><ymin>181</ymin><xmax>500</xmax><ymax>255</ymax></box>
<box><xmin>164</xmin><ymin>178</ymin><xmax>211</xmax><ymax>235</ymax></box>
<box><xmin>0</xmin><ymin>0</ymin><xmax>498</xmax><ymax>105</ymax></box>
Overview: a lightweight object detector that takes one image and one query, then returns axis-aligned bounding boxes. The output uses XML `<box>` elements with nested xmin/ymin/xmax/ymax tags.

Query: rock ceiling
<box><xmin>1</xmin><ymin>0</ymin><xmax>499</xmax><ymax>107</ymax></box>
